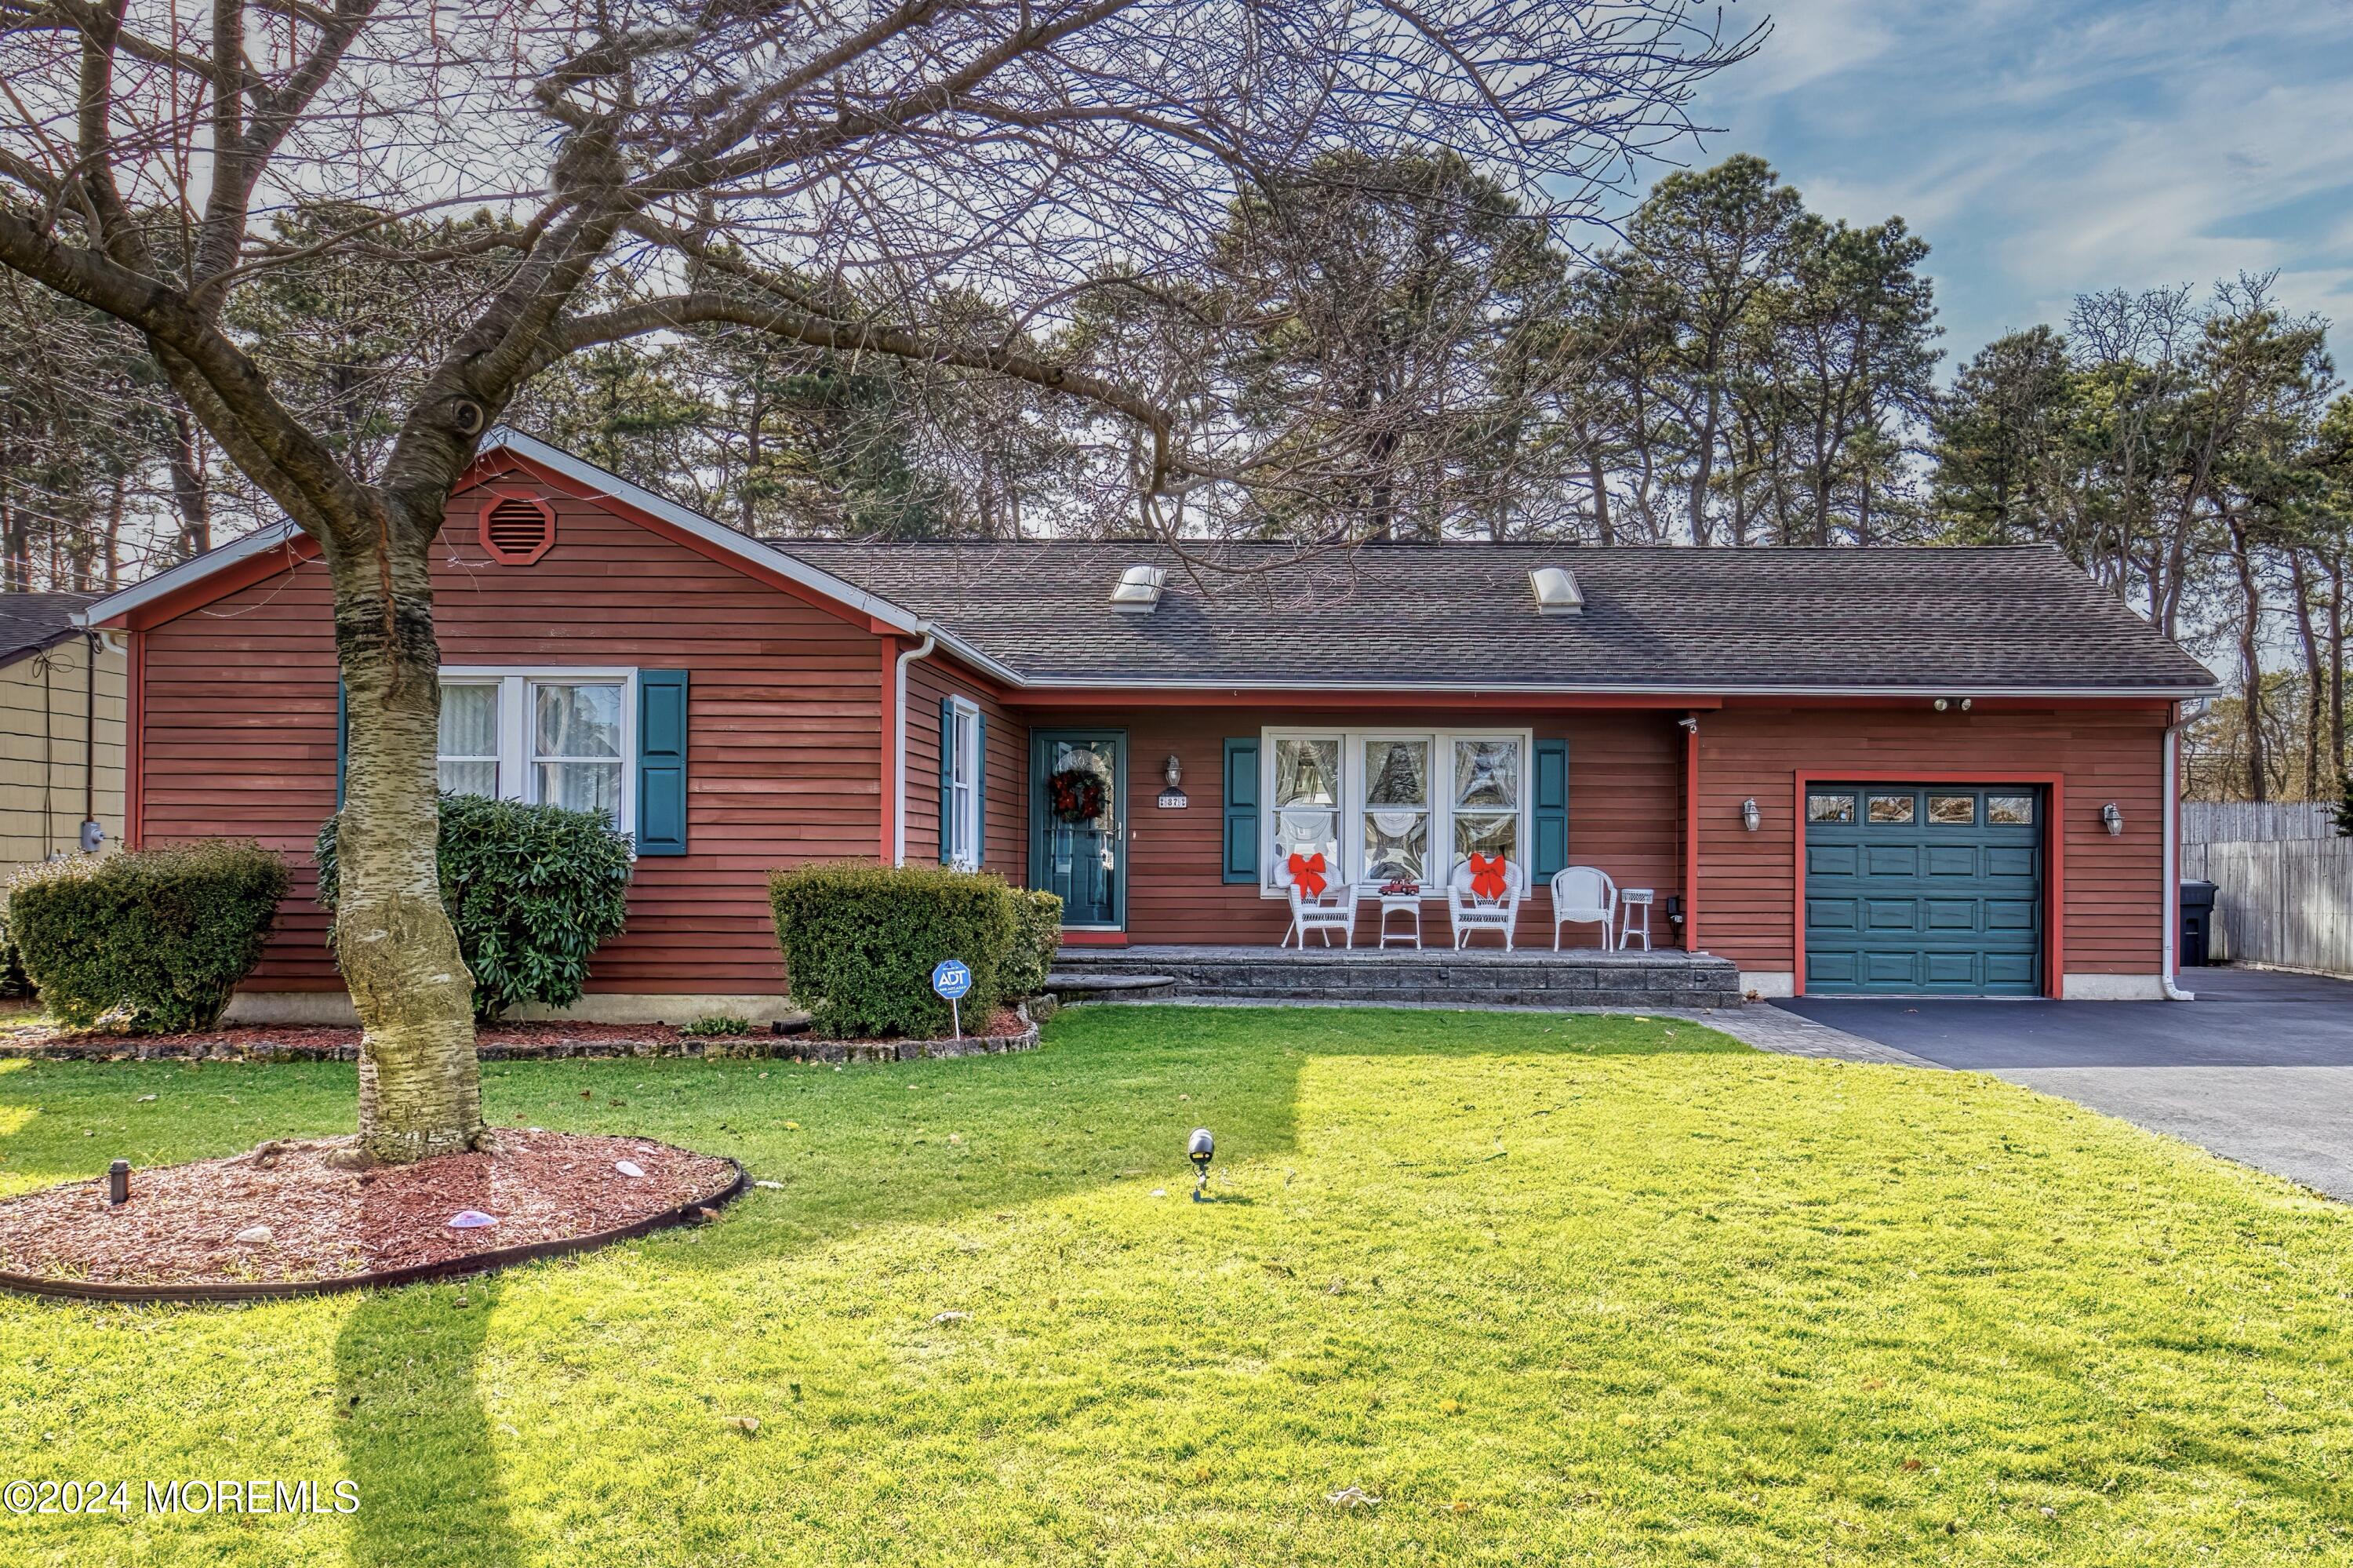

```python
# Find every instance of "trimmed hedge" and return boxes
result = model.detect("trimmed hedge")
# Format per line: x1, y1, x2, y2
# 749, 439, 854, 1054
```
1002, 888, 1064, 998
5, 842, 289, 1032
769, 862, 1018, 1039
316, 793, 632, 1024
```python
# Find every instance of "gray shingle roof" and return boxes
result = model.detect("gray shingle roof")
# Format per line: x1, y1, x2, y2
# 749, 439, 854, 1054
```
775, 540, 2217, 694
0, 592, 97, 667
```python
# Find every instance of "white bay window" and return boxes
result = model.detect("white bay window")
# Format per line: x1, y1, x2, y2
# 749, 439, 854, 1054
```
436, 668, 636, 835
1261, 728, 1529, 893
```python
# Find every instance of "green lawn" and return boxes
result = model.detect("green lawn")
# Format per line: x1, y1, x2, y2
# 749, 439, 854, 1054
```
2, 1006, 2349, 1566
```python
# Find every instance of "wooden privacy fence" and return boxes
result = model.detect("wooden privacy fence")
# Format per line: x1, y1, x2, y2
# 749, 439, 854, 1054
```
2182, 803, 2353, 977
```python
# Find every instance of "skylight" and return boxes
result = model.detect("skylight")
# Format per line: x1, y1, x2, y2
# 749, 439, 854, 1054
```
1529, 566, 1584, 616
1109, 564, 1168, 613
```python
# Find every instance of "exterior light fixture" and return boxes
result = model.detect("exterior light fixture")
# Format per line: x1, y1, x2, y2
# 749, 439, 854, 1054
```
1187, 1127, 1214, 1202
1740, 798, 1761, 832
2101, 802, 2124, 837
107, 1159, 130, 1206
1163, 755, 1182, 789
1934, 698, 1948, 711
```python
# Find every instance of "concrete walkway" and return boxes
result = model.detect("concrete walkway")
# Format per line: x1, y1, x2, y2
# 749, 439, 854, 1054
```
1778, 967, 2353, 1202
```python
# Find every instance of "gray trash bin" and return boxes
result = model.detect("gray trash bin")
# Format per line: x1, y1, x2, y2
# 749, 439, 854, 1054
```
2180, 879, 2218, 966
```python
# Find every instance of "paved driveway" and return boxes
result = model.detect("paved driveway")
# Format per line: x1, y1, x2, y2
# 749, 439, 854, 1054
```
1777, 967, 2353, 1202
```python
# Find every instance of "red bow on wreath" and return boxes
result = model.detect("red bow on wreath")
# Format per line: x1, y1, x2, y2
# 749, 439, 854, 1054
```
1286, 851, 1328, 897
1469, 853, 1508, 900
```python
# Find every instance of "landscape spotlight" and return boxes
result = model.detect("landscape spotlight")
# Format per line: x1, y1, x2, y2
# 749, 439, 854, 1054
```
1187, 1127, 1213, 1203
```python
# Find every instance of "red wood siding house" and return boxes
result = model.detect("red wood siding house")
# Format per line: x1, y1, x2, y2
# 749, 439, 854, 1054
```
82, 431, 2217, 1020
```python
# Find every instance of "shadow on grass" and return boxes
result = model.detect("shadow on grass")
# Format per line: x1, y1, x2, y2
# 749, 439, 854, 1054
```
333, 1277, 523, 1568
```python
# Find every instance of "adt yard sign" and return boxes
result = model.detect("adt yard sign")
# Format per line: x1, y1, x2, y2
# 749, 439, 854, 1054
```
933, 959, 973, 1039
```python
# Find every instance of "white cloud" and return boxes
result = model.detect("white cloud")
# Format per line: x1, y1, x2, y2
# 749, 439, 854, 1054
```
1688, 0, 2353, 351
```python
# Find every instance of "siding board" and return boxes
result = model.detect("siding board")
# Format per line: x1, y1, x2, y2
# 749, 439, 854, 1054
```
138, 488, 887, 995
1698, 704, 2169, 980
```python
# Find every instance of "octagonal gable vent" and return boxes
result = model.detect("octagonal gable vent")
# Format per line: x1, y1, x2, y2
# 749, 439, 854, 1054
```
478, 494, 556, 566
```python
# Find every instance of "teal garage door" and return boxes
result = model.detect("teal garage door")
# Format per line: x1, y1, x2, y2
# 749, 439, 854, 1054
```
1803, 784, 2043, 995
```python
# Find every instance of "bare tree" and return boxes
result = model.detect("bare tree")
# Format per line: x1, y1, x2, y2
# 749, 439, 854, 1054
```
0, 0, 1752, 1160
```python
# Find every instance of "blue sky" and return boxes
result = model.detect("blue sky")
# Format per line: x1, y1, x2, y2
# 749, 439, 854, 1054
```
1675, 0, 2353, 374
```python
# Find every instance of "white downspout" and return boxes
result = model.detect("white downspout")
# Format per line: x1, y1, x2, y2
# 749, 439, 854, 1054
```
2161, 713, 2194, 1001
891, 632, 937, 865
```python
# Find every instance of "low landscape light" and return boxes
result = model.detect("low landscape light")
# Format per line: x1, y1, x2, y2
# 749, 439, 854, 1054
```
107, 1160, 129, 1206
1188, 1127, 1213, 1202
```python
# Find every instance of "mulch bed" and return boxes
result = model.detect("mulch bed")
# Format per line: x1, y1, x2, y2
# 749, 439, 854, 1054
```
0, 1007, 1041, 1064
0, 1130, 738, 1291
0, 1019, 698, 1062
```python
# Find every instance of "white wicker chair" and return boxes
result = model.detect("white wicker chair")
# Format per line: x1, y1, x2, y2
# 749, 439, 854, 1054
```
1547, 865, 1618, 951
1277, 854, 1358, 948
1446, 857, 1525, 950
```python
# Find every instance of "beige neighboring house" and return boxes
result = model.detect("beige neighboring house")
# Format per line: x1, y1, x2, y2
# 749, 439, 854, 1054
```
1, 593, 125, 878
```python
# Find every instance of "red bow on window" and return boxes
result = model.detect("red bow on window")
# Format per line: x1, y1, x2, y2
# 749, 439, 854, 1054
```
1286, 851, 1327, 897
1469, 853, 1508, 900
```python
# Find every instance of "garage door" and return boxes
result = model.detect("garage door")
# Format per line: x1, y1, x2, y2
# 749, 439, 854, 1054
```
1802, 784, 2043, 995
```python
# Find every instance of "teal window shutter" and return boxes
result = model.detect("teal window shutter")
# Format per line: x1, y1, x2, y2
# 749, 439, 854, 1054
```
636, 669, 689, 855
938, 696, 955, 864
973, 712, 988, 871
1533, 738, 1569, 879
335, 680, 348, 809
1222, 737, 1260, 884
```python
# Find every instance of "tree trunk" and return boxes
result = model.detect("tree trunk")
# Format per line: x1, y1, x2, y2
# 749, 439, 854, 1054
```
1580, 419, 1613, 547
327, 500, 482, 1163
104, 472, 125, 590
2226, 511, 2266, 802
165, 400, 213, 558
2289, 549, 2323, 799
2329, 554, 2348, 797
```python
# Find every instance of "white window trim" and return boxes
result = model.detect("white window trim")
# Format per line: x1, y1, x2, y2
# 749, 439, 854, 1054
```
439, 666, 638, 839
945, 695, 983, 871
1258, 726, 1533, 897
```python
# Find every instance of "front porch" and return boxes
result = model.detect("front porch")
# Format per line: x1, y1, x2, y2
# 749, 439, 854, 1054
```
1047, 943, 1740, 1010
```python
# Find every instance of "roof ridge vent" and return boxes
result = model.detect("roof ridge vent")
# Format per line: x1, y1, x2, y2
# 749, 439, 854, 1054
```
1529, 565, 1584, 616
1109, 563, 1168, 613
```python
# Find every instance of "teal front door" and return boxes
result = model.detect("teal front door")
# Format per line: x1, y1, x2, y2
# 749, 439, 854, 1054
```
1031, 730, 1126, 930
1803, 784, 2044, 995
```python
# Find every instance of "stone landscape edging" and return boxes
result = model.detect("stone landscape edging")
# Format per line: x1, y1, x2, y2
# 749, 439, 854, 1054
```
0, 1002, 1046, 1065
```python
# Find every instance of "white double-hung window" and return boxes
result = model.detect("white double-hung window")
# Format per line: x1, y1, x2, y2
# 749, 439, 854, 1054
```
1261, 728, 1527, 893
435, 668, 636, 835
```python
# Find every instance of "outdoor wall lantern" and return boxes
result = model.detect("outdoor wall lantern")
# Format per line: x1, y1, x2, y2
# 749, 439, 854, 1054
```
1740, 797, 1761, 832
2102, 802, 2125, 836
1188, 1127, 1214, 1202
1164, 755, 1183, 789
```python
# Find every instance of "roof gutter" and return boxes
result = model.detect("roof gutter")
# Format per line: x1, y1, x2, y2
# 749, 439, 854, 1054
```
996, 677, 2218, 700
